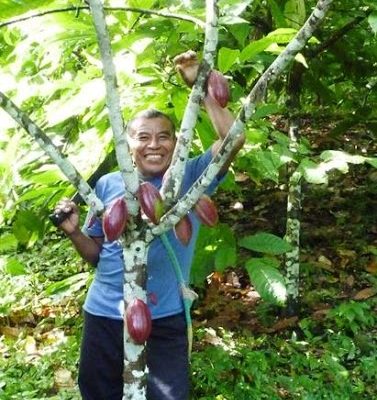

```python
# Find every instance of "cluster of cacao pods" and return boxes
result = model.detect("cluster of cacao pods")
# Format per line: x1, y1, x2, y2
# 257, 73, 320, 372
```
102, 197, 128, 242
101, 185, 218, 245
125, 298, 152, 344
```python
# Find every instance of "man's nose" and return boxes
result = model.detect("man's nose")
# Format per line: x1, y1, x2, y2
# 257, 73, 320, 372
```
148, 135, 160, 148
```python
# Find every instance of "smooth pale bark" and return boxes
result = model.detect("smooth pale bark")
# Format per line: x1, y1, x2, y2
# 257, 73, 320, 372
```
161, 0, 219, 205
284, 124, 302, 315
0, 91, 104, 214
88, 0, 139, 216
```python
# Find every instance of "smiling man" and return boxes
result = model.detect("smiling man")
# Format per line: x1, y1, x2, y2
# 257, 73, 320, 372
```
54, 58, 244, 399
126, 109, 176, 178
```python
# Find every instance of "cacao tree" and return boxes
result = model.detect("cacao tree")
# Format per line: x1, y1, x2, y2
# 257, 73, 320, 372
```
0, 0, 336, 398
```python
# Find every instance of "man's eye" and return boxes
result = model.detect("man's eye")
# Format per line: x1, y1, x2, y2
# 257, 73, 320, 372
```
159, 134, 171, 140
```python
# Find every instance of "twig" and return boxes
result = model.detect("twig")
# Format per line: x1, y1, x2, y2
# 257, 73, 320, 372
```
0, 6, 205, 29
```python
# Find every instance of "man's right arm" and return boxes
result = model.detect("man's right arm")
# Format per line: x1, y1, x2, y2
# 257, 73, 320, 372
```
54, 198, 104, 266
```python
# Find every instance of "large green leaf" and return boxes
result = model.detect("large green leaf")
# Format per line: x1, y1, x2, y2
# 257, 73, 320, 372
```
239, 232, 292, 255
0, 0, 52, 21
245, 257, 287, 305
240, 28, 297, 62
218, 47, 240, 73
284, 0, 306, 29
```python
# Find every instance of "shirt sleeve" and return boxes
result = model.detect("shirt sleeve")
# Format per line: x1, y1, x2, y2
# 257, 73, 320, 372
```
82, 177, 106, 237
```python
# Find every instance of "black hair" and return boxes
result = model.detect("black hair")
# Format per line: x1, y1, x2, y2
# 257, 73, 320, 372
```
126, 108, 176, 136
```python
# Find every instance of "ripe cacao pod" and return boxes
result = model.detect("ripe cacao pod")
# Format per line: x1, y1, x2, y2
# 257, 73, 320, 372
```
194, 195, 219, 227
174, 214, 192, 246
125, 298, 152, 344
207, 70, 230, 108
102, 197, 128, 242
137, 182, 165, 225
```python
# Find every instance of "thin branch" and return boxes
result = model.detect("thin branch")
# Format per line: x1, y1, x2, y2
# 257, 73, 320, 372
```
0, 6, 205, 29
0, 90, 104, 214
309, 8, 372, 58
160, 0, 218, 206
88, 0, 139, 216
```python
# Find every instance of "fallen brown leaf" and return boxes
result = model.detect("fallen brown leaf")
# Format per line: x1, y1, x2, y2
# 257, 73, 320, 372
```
353, 287, 377, 300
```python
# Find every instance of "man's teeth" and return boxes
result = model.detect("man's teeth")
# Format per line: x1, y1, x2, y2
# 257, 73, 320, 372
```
146, 155, 162, 160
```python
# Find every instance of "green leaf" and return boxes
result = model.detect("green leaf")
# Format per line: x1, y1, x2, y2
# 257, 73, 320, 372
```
215, 244, 237, 273
299, 158, 328, 184
245, 257, 287, 305
0, 233, 18, 254
368, 12, 377, 34
240, 28, 297, 62
239, 232, 292, 255
44, 272, 89, 296
227, 24, 250, 48
5, 257, 26, 276
12, 210, 44, 245
252, 103, 280, 119
284, 0, 306, 29
218, 47, 240, 73
0, 0, 51, 21
267, 0, 287, 28
366, 157, 377, 168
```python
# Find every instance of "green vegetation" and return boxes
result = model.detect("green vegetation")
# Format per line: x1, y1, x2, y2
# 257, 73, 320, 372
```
1, 0, 377, 398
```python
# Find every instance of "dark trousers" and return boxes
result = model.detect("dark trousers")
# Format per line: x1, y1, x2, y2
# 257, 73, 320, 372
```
78, 311, 189, 400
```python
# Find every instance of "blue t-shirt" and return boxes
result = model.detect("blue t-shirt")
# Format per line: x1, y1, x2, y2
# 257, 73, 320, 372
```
83, 149, 222, 320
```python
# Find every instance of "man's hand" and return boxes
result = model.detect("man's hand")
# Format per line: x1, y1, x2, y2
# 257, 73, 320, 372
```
173, 50, 199, 87
54, 198, 80, 236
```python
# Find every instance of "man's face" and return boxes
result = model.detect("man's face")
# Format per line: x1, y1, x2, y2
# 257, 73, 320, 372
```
127, 116, 176, 178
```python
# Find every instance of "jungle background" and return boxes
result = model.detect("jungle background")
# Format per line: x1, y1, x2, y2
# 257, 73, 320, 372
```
0, 0, 376, 399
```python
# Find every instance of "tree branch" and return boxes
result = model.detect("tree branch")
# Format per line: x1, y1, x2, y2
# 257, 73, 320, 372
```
0, 6, 205, 29
160, 0, 219, 206
88, 0, 139, 216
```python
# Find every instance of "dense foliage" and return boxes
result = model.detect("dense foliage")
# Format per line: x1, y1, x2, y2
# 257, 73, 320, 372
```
1, 0, 376, 398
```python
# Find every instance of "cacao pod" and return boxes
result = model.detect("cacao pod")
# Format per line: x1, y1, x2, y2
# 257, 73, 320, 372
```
137, 182, 165, 224
125, 298, 152, 344
174, 214, 192, 246
207, 70, 230, 108
194, 195, 218, 227
102, 198, 128, 242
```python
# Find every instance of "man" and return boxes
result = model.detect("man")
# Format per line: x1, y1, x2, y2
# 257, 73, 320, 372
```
55, 57, 244, 399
